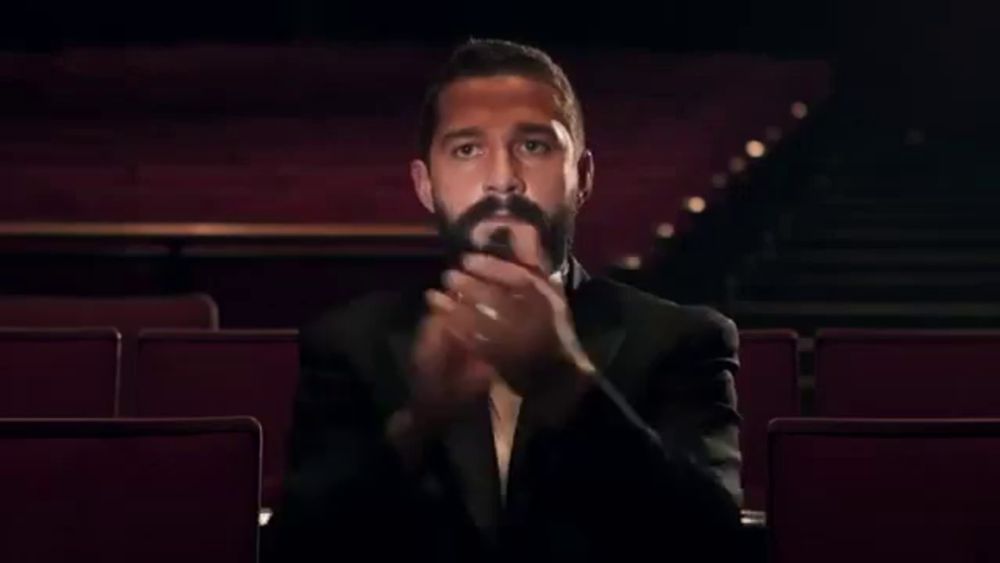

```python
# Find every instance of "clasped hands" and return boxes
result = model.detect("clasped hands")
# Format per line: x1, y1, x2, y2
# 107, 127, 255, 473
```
406, 251, 596, 437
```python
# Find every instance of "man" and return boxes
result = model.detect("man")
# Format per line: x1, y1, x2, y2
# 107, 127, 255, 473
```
266, 39, 743, 562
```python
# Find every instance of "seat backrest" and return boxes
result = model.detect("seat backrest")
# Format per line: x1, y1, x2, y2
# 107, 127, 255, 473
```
769, 418, 1000, 563
815, 329, 1000, 417
134, 329, 298, 507
0, 328, 120, 416
0, 417, 260, 563
0, 294, 220, 412
0, 294, 219, 331
735, 329, 799, 510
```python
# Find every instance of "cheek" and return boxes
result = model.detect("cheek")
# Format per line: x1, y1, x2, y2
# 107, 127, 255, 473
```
431, 161, 487, 214
523, 160, 573, 207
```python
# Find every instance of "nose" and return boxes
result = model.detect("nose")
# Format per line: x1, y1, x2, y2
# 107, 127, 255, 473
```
484, 146, 525, 196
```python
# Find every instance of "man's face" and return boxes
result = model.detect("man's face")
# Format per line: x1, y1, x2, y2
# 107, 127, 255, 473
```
411, 75, 592, 274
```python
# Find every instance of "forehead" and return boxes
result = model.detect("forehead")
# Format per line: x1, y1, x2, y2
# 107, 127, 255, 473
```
435, 75, 565, 134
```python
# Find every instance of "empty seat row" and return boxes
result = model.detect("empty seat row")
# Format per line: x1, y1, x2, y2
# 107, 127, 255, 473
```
137, 329, 299, 505
4, 349, 995, 561
2, 294, 994, 517
815, 328, 1000, 417
0, 327, 297, 507
739, 328, 1000, 421
0, 323, 795, 513
768, 418, 1000, 563
0, 417, 260, 563
0, 46, 830, 268
0, 293, 219, 396
735, 329, 1000, 510
0, 324, 798, 513
4, 351, 993, 561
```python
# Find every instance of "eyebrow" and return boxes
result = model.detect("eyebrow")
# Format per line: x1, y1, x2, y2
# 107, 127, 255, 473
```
438, 127, 484, 145
436, 122, 562, 146
513, 122, 559, 138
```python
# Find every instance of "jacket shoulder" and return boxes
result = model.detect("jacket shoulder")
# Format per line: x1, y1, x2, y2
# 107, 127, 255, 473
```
594, 278, 739, 358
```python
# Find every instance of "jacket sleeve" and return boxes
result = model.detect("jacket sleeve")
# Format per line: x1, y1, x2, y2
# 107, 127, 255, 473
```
648, 310, 743, 505
262, 316, 473, 562
517, 310, 743, 562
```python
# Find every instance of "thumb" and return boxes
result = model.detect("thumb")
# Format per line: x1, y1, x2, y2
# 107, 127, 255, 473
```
508, 224, 550, 274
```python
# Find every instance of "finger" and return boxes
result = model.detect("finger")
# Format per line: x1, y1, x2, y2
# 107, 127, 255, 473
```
413, 315, 450, 378
442, 269, 504, 310
438, 300, 482, 347
507, 224, 547, 272
463, 253, 568, 307
421, 291, 476, 361
425, 288, 459, 316
461, 253, 547, 293
439, 300, 503, 358
440, 328, 475, 386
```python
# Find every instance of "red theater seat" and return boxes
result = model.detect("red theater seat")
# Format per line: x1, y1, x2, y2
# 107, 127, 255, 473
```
0, 328, 120, 416
736, 329, 799, 511
769, 418, 1000, 563
0, 294, 219, 412
0, 417, 260, 563
0, 46, 830, 267
0, 294, 218, 332
815, 329, 1000, 417
134, 330, 299, 507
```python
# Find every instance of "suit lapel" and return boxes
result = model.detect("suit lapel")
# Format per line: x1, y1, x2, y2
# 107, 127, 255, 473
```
506, 276, 627, 504
386, 303, 502, 538
440, 399, 501, 538
384, 269, 628, 537
564, 262, 628, 377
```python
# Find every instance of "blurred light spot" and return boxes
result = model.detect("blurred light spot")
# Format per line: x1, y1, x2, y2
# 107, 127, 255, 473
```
618, 254, 643, 270
710, 172, 728, 189
259, 508, 273, 527
745, 140, 766, 158
765, 126, 783, 142
728, 156, 747, 174
655, 222, 676, 239
741, 510, 767, 527
791, 101, 808, 119
685, 196, 707, 214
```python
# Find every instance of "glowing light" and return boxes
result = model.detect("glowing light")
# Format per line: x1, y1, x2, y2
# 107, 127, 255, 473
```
745, 140, 766, 158
655, 222, 676, 239
791, 101, 808, 119
765, 126, 782, 142
259, 508, 274, 527
685, 196, 707, 214
710, 172, 728, 189
618, 254, 643, 270
728, 156, 747, 174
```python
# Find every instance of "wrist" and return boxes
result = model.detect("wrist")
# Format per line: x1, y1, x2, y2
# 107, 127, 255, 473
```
528, 347, 596, 428
385, 407, 435, 469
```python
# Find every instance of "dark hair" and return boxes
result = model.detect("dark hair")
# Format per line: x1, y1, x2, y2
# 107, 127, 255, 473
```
417, 38, 585, 163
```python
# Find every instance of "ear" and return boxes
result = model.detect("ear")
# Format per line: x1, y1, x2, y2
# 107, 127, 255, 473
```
574, 149, 594, 209
410, 159, 435, 214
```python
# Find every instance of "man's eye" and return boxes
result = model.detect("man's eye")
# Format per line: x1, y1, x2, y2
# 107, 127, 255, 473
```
520, 140, 551, 155
453, 144, 482, 158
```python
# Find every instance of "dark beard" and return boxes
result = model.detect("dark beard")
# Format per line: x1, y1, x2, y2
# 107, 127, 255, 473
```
434, 194, 575, 271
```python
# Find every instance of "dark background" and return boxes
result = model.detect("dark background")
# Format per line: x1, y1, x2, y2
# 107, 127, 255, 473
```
2, 0, 998, 331
2, 1, 838, 53
4, 0, 998, 128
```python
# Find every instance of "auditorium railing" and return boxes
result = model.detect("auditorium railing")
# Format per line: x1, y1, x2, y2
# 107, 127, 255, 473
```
0, 222, 443, 326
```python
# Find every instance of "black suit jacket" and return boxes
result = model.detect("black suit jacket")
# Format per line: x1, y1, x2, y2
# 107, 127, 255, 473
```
265, 271, 743, 562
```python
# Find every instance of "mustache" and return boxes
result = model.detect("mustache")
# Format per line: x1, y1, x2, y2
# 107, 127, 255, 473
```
451, 195, 550, 242
435, 193, 572, 269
